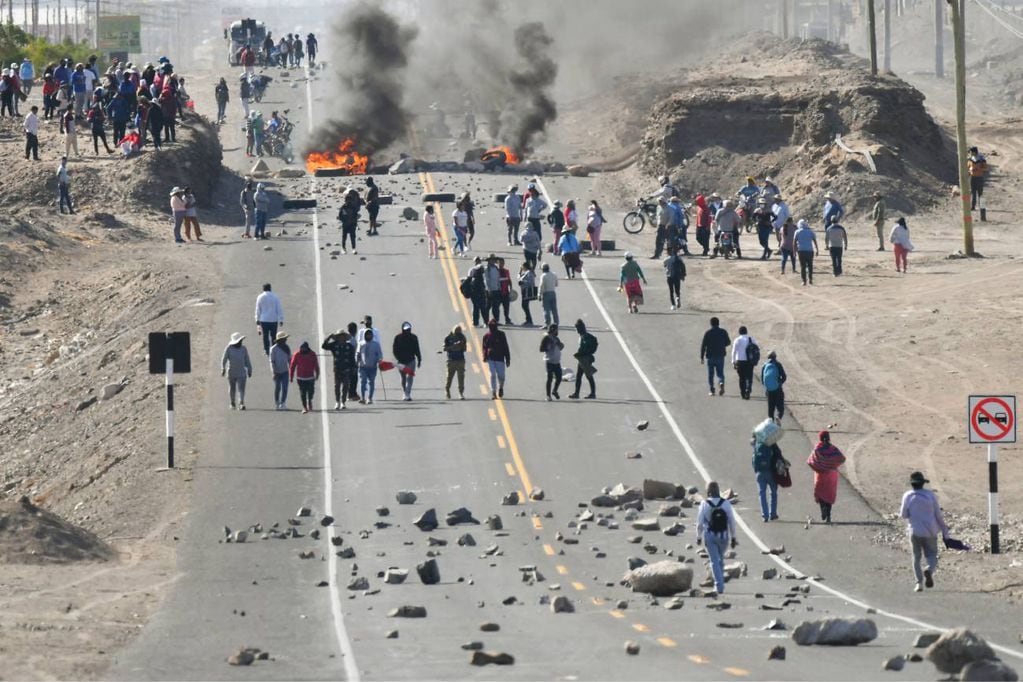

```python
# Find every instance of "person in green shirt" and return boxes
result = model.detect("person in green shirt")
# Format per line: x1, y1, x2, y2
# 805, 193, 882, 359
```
569, 319, 598, 400
618, 252, 648, 314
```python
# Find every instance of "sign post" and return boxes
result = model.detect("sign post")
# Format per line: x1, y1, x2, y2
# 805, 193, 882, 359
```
149, 332, 191, 469
968, 395, 1016, 554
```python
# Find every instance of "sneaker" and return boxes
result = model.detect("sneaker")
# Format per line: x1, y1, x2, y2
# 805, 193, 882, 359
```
403, 396, 411, 401
229, 403, 236, 409
459, 393, 465, 400
924, 569, 933, 588
552, 391, 560, 400
498, 387, 504, 398
914, 582, 923, 592
568, 393, 579, 399
340, 403, 347, 410
670, 305, 676, 310
708, 390, 715, 396
546, 395, 552, 402
585, 393, 596, 399
302, 408, 308, 414
718, 384, 725, 396
359, 399, 366, 404
239, 403, 246, 410
770, 514, 779, 520
334, 401, 341, 410
491, 391, 497, 400
367, 398, 373, 405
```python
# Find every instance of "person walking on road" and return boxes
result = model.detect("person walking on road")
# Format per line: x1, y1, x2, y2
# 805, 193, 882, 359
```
807, 430, 845, 524
731, 325, 758, 400
520, 220, 541, 270
482, 318, 510, 399
443, 324, 467, 400
467, 257, 488, 327
700, 316, 731, 396
777, 216, 796, 274
559, 226, 581, 279
540, 324, 564, 401
322, 330, 356, 410
889, 217, 913, 274
346, 321, 361, 403
289, 341, 320, 414
548, 199, 566, 255
484, 254, 502, 322
23, 105, 40, 161
518, 262, 537, 326
752, 428, 779, 522
239, 180, 255, 238
170, 186, 187, 243
253, 182, 270, 240
254, 283, 284, 356
392, 321, 422, 401
539, 262, 559, 326
56, 156, 74, 214
824, 215, 847, 276
365, 176, 380, 235
214, 76, 229, 123
357, 315, 381, 346
900, 471, 950, 592
822, 191, 844, 230
523, 184, 547, 239
663, 246, 686, 310
761, 351, 787, 422
967, 146, 988, 212
497, 258, 513, 325
452, 199, 469, 256
569, 319, 598, 400
357, 329, 383, 405
338, 188, 361, 253
270, 331, 291, 410
423, 204, 438, 259
794, 219, 819, 286
619, 252, 647, 314
871, 192, 886, 251
221, 332, 253, 410
696, 481, 738, 594
460, 192, 477, 248
504, 184, 522, 246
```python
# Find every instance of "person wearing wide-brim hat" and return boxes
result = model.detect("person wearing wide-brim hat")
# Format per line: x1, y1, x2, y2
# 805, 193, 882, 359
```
221, 332, 253, 410
321, 328, 356, 410
899, 471, 951, 592
270, 331, 291, 410
169, 186, 187, 243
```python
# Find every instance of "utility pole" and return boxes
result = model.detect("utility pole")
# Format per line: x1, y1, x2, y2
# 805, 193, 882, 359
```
948, 0, 973, 254
782, 0, 789, 39
935, 0, 945, 77
867, 0, 878, 75
95, 0, 100, 49
883, 0, 892, 72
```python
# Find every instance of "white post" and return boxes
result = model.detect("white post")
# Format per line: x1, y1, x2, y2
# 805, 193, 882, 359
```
988, 443, 999, 553
166, 357, 175, 469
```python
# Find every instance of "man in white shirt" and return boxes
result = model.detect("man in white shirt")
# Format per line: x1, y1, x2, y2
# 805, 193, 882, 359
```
254, 283, 284, 356
538, 262, 559, 326
56, 156, 74, 214
24, 105, 39, 161
730, 325, 758, 400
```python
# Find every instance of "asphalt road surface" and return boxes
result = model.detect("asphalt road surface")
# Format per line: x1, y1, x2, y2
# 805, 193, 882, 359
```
111, 67, 1023, 681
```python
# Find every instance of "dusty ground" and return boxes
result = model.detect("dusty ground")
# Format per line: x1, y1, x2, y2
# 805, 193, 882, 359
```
0, 80, 230, 678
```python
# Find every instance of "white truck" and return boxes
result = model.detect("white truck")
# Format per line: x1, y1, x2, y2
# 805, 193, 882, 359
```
227, 18, 267, 66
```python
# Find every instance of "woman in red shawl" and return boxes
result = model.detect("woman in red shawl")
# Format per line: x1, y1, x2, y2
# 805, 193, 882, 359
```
695, 194, 712, 256
807, 430, 845, 524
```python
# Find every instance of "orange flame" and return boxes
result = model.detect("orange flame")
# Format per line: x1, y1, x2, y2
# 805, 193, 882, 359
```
305, 138, 370, 175
481, 145, 520, 165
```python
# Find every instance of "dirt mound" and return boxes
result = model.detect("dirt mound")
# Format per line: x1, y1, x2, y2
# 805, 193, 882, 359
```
0, 111, 223, 214
640, 36, 955, 217
0, 496, 113, 564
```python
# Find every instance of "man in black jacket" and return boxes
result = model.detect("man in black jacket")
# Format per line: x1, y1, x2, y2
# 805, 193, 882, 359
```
322, 330, 356, 410
700, 316, 731, 397
392, 321, 422, 401
568, 319, 598, 400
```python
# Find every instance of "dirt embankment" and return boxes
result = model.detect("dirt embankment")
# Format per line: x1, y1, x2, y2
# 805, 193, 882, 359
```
0, 109, 226, 679
638, 37, 954, 218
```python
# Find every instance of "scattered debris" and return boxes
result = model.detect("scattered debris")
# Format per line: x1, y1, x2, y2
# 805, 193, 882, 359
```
623, 560, 693, 595
502, 492, 520, 506
625, 641, 641, 655
883, 656, 905, 672
469, 651, 514, 666
395, 490, 417, 505
793, 618, 878, 646
551, 596, 574, 613
768, 646, 786, 661
384, 568, 408, 584
926, 628, 997, 675
413, 508, 439, 531
388, 605, 427, 618
416, 559, 441, 585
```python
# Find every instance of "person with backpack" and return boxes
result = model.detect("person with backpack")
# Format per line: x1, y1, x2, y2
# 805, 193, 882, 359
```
752, 423, 781, 522
443, 324, 467, 400
696, 481, 737, 594
761, 351, 787, 422
730, 326, 759, 400
569, 319, 598, 399
807, 430, 846, 524
662, 245, 686, 310
465, 257, 488, 327
539, 324, 564, 401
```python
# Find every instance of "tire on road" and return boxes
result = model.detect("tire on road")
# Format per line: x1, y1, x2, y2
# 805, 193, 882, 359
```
422, 192, 456, 203
282, 199, 317, 209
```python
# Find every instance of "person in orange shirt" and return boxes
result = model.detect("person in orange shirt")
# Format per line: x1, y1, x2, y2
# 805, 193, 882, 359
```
967, 146, 988, 211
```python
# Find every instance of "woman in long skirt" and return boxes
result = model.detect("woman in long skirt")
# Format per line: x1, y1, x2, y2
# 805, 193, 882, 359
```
807, 430, 845, 523
618, 252, 648, 314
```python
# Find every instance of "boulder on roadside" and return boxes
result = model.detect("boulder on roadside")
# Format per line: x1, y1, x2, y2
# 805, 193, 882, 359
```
609, 483, 643, 505
551, 595, 574, 613
416, 558, 441, 585
470, 651, 514, 666
384, 568, 409, 584
623, 560, 693, 596
413, 508, 439, 531
445, 507, 479, 525
768, 646, 786, 660
624, 640, 640, 655
567, 164, 591, 178
643, 479, 680, 500
100, 382, 125, 401
389, 157, 416, 174
401, 207, 419, 221
395, 490, 417, 505
793, 618, 878, 646
927, 628, 997, 674
388, 605, 427, 618
883, 655, 905, 671
958, 659, 1018, 681
485, 515, 503, 530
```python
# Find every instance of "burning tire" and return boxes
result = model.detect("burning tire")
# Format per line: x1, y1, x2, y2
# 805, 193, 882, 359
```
422, 192, 456, 203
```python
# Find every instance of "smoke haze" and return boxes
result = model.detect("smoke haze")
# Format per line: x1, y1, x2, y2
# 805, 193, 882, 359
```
501, 23, 559, 151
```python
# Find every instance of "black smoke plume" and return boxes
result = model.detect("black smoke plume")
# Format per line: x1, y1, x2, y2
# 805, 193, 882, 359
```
305, 3, 417, 157
500, 22, 559, 152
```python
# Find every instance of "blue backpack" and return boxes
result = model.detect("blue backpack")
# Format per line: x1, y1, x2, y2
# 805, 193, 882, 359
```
762, 361, 781, 391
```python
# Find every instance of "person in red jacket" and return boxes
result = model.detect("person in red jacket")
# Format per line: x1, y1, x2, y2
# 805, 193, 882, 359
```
694, 194, 713, 256
289, 341, 320, 413
481, 318, 510, 400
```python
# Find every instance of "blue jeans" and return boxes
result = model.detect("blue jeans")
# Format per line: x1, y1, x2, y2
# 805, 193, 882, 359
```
273, 371, 289, 406
542, 291, 558, 326
255, 210, 267, 238
756, 470, 778, 520
488, 359, 506, 393
360, 366, 377, 400
780, 248, 794, 272
173, 210, 186, 241
706, 356, 724, 391
705, 532, 729, 593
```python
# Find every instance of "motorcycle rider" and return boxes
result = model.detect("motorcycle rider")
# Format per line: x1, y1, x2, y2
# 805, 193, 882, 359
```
752, 197, 775, 260
736, 176, 760, 230
668, 196, 690, 256
648, 174, 679, 202
761, 176, 781, 199
712, 200, 742, 259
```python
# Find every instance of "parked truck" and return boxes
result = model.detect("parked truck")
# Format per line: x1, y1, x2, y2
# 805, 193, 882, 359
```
227, 18, 267, 66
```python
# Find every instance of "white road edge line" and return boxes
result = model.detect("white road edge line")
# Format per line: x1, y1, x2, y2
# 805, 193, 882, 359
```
306, 72, 361, 681
532, 177, 1023, 660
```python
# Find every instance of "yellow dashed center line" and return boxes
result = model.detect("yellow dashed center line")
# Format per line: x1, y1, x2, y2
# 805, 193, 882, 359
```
496, 435, 507, 449
531, 516, 543, 530
472, 362, 481, 374
723, 668, 750, 677
632, 623, 650, 633
571, 581, 587, 591
478, 384, 489, 396
688, 655, 710, 665
504, 462, 516, 477
555, 565, 569, 575
657, 637, 678, 648
591, 597, 605, 606
487, 408, 497, 421
609, 610, 626, 619
543, 544, 555, 556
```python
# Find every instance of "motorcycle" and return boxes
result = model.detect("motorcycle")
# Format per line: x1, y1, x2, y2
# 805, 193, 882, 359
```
250, 74, 273, 103
713, 230, 735, 259
264, 111, 295, 163
737, 194, 758, 233
622, 198, 659, 234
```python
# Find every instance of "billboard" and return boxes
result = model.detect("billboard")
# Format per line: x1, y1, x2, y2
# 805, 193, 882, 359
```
98, 15, 141, 52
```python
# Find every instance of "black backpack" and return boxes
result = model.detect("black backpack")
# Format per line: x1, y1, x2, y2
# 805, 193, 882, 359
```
459, 276, 473, 299
747, 340, 761, 366
708, 499, 729, 534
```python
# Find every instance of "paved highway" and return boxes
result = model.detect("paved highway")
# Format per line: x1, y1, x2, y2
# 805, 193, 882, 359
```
111, 67, 1023, 681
